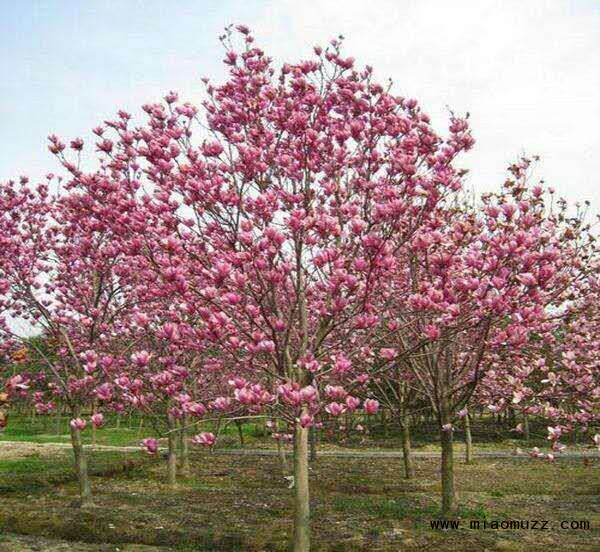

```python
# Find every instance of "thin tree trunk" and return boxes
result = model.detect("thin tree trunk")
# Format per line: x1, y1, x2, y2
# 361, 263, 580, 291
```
440, 393, 457, 518
440, 427, 456, 518
137, 416, 144, 437
69, 418, 92, 507
235, 420, 245, 448
523, 413, 530, 441
401, 418, 414, 479
116, 414, 121, 429
309, 425, 317, 462
179, 416, 190, 475
277, 436, 289, 475
464, 414, 473, 464
91, 402, 97, 447
167, 417, 178, 486
292, 420, 310, 551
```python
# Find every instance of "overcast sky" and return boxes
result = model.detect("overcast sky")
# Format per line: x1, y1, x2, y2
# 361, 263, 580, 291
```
2, 0, 599, 207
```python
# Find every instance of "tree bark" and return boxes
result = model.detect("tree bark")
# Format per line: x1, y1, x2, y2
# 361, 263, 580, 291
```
309, 425, 317, 462
178, 416, 190, 475
91, 402, 97, 447
292, 420, 310, 551
440, 426, 456, 518
381, 409, 388, 437
277, 436, 289, 475
523, 413, 530, 441
464, 414, 473, 464
401, 418, 414, 479
69, 420, 92, 507
440, 426, 456, 517
235, 419, 245, 448
167, 418, 178, 486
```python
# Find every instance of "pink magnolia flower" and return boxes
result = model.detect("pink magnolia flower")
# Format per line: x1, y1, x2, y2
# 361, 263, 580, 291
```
325, 402, 346, 417
517, 273, 537, 287
441, 423, 454, 432
299, 413, 313, 428
547, 426, 562, 441
193, 432, 216, 447
185, 402, 207, 417
457, 408, 468, 419
300, 386, 317, 403
424, 324, 441, 341
345, 396, 361, 411
131, 350, 151, 367
363, 399, 379, 415
334, 354, 352, 373
70, 418, 87, 431
90, 413, 104, 428
325, 385, 347, 400
141, 438, 158, 455
212, 397, 231, 411
380, 348, 397, 360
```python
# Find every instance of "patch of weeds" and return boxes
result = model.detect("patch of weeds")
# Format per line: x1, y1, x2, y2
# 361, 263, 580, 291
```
333, 496, 425, 519
458, 504, 489, 520
489, 490, 505, 498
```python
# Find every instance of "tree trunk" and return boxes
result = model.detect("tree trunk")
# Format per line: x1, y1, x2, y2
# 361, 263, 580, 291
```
523, 413, 530, 441
440, 427, 456, 518
167, 418, 178, 486
235, 420, 245, 448
464, 414, 473, 464
277, 435, 289, 475
309, 425, 317, 462
91, 402, 97, 447
116, 414, 121, 429
292, 420, 310, 551
69, 420, 92, 507
178, 416, 190, 475
401, 418, 414, 479
137, 416, 144, 437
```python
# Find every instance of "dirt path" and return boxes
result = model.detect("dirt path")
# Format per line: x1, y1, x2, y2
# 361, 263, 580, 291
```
2, 439, 598, 460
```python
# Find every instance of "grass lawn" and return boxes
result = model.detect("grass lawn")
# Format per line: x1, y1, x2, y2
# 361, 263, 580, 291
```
0, 444, 598, 550
2, 413, 585, 454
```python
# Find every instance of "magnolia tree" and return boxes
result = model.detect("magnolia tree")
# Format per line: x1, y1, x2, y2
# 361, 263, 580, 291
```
0, 172, 143, 506
5, 23, 597, 546
480, 275, 599, 455
374, 159, 597, 516
61, 26, 474, 548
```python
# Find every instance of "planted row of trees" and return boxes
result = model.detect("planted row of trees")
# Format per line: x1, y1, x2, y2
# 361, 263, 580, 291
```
1, 26, 598, 551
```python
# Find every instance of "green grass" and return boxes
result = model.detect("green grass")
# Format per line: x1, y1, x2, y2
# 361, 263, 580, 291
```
0, 450, 598, 551
0, 450, 148, 494
0, 413, 269, 448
